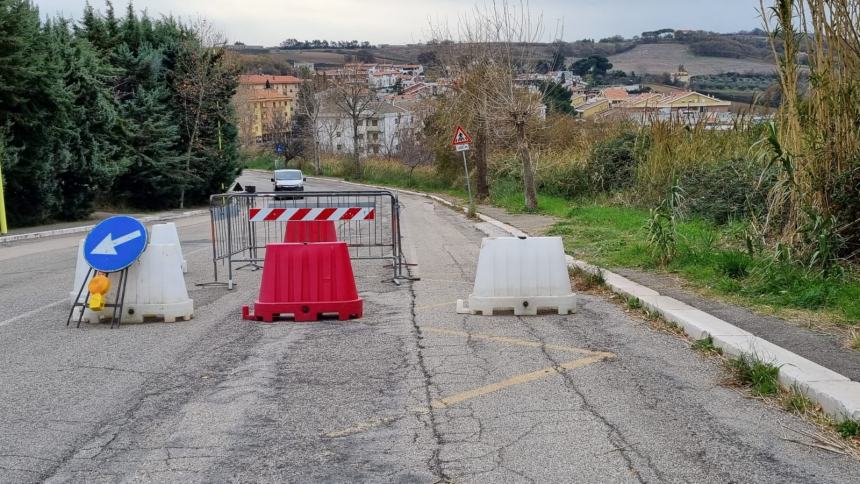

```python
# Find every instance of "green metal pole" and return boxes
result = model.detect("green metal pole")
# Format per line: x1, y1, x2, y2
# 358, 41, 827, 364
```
0, 154, 7, 234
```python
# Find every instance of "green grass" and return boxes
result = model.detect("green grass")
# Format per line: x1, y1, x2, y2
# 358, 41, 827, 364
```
727, 354, 781, 396
547, 203, 860, 324
835, 419, 860, 438
240, 150, 282, 171
692, 336, 723, 355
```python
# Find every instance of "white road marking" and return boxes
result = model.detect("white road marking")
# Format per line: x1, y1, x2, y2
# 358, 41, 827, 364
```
0, 299, 66, 327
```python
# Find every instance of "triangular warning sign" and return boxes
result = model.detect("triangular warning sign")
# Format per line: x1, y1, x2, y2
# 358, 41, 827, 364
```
451, 126, 473, 145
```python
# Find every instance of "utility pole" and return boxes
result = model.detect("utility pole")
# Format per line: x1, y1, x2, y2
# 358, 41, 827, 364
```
0, 157, 6, 234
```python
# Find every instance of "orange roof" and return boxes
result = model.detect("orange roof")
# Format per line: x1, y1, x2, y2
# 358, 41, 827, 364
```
239, 74, 303, 85
601, 87, 629, 101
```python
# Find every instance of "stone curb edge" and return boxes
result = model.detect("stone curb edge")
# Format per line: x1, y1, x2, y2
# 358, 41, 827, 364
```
328, 176, 860, 422
0, 209, 209, 245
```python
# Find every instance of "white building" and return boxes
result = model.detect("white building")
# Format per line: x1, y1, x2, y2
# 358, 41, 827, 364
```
316, 100, 415, 157
368, 71, 400, 90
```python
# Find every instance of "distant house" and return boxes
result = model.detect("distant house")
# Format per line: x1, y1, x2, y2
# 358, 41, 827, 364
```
600, 87, 630, 106
570, 93, 588, 108
575, 98, 611, 119
316, 100, 414, 157
607, 91, 733, 126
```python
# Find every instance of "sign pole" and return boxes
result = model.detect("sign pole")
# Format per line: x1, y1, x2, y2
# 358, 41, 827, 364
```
461, 150, 473, 210
451, 126, 475, 216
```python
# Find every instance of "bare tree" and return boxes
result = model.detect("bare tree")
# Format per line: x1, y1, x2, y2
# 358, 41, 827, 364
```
432, 0, 557, 211
175, 19, 231, 208
328, 64, 378, 178
296, 80, 322, 174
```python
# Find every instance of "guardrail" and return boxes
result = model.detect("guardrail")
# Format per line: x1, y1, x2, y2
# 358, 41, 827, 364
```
204, 190, 407, 289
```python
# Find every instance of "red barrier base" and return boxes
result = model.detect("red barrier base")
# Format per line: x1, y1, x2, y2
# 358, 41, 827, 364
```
242, 300, 362, 322
242, 242, 362, 323
283, 221, 337, 243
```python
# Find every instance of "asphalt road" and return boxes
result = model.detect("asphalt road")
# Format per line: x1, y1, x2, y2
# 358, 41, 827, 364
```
1, 173, 859, 483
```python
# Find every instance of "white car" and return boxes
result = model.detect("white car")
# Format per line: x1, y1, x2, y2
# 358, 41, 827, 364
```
271, 169, 305, 193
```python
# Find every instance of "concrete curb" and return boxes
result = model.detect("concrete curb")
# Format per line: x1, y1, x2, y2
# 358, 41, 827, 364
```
0, 209, 209, 245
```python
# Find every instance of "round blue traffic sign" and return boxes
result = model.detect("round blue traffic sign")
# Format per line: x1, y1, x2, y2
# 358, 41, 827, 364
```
83, 216, 148, 273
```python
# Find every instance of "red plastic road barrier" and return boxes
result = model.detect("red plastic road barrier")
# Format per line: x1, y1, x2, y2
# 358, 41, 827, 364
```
283, 221, 337, 243
242, 242, 363, 322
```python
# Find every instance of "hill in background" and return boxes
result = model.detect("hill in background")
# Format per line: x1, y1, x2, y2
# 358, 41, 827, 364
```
608, 43, 775, 76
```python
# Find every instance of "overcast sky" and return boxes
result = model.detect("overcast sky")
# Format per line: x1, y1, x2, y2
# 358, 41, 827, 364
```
34, 0, 765, 46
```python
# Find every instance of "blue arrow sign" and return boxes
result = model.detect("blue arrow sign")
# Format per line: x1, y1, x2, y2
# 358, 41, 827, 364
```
83, 216, 148, 273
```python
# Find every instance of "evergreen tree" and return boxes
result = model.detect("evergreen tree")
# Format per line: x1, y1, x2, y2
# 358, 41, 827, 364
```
114, 85, 183, 208
0, 0, 63, 225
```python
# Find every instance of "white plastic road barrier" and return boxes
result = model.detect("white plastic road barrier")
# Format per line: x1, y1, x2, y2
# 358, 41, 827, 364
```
73, 243, 193, 324
150, 222, 187, 273
457, 236, 577, 316
69, 239, 92, 305
121, 243, 193, 323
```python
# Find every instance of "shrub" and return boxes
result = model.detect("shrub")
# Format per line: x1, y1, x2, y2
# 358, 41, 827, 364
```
589, 132, 641, 192
678, 158, 772, 224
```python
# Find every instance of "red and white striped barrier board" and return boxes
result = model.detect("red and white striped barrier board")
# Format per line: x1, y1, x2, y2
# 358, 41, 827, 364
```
249, 207, 375, 222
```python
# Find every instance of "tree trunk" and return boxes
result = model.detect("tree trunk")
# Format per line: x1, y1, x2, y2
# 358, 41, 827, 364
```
352, 117, 361, 179
179, 87, 205, 209
516, 121, 537, 212
475, 94, 490, 199
314, 140, 321, 175
475, 118, 490, 200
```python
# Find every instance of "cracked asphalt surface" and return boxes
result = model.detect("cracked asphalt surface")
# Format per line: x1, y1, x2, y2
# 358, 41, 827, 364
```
1, 174, 859, 483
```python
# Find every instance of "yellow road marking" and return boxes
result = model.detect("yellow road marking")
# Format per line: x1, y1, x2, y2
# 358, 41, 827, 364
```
422, 327, 603, 356
430, 354, 612, 409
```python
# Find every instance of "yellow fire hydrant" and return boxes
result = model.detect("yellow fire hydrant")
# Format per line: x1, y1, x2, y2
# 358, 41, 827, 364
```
87, 273, 111, 311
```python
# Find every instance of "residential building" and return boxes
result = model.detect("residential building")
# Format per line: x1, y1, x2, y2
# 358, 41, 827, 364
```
600, 87, 630, 106
575, 98, 611, 118
316, 100, 414, 157
570, 93, 588, 108
369, 70, 400, 90
599, 90, 733, 127
234, 75, 304, 145
235, 89, 295, 143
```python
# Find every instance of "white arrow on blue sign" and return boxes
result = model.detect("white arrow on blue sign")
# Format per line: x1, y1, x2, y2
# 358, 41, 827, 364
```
83, 215, 148, 272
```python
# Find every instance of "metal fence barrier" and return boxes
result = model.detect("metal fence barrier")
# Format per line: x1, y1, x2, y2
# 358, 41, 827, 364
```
204, 190, 407, 289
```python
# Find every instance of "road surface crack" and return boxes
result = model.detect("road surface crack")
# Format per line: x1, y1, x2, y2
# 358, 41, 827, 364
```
406, 267, 452, 483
